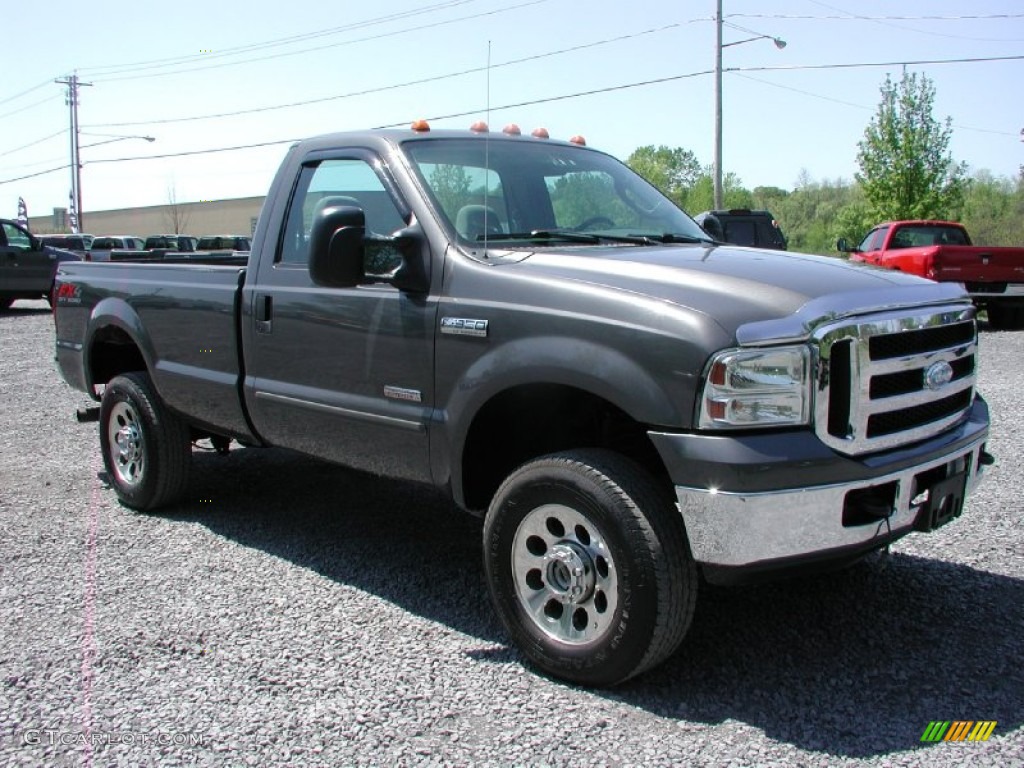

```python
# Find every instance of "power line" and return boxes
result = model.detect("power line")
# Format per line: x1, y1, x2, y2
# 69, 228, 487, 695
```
88, 0, 546, 84
0, 79, 56, 108
0, 130, 65, 159
729, 13, 1024, 21
4, 53, 1022, 187
802, 0, 1024, 42
83, 22, 693, 129
0, 94, 60, 122
85, 139, 298, 166
0, 164, 71, 184
79, 0, 484, 77
726, 53, 1024, 74
733, 73, 1020, 138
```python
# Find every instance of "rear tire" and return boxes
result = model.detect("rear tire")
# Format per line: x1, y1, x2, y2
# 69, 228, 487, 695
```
483, 449, 697, 686
99, 372, 191, 510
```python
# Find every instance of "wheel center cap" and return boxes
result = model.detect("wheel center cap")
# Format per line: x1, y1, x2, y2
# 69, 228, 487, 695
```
543, 543, 594, 604
116, 425, 141, 463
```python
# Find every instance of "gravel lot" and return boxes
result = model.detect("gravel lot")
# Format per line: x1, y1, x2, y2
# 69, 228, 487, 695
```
1, 298, 1021, 767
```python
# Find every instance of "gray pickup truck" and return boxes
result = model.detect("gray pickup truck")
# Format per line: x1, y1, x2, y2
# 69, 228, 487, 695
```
53, 124, 992, 686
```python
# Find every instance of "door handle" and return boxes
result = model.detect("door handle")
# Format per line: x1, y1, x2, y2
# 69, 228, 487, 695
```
255, 294, 272, 334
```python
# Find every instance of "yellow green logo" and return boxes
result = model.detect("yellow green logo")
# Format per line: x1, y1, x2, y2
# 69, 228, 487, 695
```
921, 721, 997, 742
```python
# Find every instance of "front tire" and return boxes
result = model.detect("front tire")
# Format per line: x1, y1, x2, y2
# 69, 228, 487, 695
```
483, 449, 697, 686
99, 372, 191, 510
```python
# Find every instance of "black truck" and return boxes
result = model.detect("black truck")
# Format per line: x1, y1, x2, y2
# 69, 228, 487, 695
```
53, 123, 991, 686
1, 219, 80, 308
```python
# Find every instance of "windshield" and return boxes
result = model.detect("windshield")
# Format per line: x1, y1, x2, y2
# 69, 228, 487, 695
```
403, 138, 709, 246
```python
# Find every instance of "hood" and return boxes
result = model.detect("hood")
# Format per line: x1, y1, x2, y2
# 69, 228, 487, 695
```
505, 242, 971, 343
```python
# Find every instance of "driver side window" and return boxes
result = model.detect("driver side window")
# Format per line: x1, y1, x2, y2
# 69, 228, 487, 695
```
278, 158, 407, 273
859, 226, 888, 252
2, 223, 31, 252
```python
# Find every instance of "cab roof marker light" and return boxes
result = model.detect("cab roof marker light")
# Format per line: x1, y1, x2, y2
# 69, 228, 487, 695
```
569, 135, 586, 146
470, 121, 489, 133
531, 127, 550, 139
410, 119, 430, 132
503, 124, 522, 136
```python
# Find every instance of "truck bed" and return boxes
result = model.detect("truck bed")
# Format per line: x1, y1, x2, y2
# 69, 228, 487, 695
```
53, 260, 253, 439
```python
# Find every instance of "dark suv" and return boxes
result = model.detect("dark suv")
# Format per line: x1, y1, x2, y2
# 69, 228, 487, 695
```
144, 235, 198, 252
694, 209, 787, 250
196, 235, 252, 251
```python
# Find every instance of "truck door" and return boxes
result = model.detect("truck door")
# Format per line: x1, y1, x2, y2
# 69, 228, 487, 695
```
244, 152, 436, 484
856, 225, 889, 264
0, 222, 52, 294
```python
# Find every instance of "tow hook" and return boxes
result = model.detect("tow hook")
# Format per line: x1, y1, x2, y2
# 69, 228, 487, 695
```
979, 451, 996, 467
75, 406, 100, 423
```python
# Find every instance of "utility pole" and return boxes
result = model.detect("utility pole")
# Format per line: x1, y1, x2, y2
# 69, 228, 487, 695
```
713, 2, 785, 211
55, 73, 92, 231
713, 0, 724, 210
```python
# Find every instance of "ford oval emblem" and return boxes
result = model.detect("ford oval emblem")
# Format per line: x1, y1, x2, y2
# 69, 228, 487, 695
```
924, 361, 954, 390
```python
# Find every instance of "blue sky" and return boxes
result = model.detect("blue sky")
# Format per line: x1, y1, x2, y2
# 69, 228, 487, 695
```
2, 0, 1022, 224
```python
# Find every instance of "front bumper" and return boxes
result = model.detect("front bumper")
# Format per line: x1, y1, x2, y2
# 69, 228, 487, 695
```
649, 397, 990, 583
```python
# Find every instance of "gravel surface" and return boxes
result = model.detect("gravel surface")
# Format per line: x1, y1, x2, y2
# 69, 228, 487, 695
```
1, 298, 1021, 767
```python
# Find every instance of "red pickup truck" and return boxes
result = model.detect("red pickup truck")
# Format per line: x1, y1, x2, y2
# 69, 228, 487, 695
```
838, 220, 1024, 330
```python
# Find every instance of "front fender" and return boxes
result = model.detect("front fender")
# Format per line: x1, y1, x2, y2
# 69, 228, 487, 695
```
432, 335, 697, 505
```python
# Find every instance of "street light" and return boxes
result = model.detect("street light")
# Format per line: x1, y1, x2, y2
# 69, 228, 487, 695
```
80, 132, 157, 150
713, 0, 786, 210
74, 133, 156, 230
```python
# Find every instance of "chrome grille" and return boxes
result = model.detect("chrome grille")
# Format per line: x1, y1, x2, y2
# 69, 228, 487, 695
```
814, 305, 977, 455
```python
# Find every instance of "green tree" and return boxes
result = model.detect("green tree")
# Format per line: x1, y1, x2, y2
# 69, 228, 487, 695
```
686, 171, 751, 213
752, 186, 790, 213
961, 169, 1024, 246
626, 145, 702, 208
428, 164, 473, 221
856, 71, 968, 221
769, 174, 866, 255
549, 172, 629, 227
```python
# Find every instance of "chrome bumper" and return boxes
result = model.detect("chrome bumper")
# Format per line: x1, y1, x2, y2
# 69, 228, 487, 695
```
675, 435, 989, 569
968, 283, 1024, 298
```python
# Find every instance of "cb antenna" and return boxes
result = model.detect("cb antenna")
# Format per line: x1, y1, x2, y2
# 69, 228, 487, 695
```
483, 40, 492, 255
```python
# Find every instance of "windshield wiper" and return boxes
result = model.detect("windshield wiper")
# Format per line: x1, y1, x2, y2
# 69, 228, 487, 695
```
483, 230, 654, 245
485, 230, 600, 243
631, 232, 715, 245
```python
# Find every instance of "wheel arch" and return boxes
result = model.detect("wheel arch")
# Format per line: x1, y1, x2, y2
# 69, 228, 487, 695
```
441, 338, 687, 511
84, 298, 157, 396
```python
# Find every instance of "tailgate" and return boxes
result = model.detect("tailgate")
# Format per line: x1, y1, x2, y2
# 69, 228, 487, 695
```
932, 245, 1024, 285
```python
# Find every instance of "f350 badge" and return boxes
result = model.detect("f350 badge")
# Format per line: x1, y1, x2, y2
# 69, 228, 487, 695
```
441, 317, 489, 338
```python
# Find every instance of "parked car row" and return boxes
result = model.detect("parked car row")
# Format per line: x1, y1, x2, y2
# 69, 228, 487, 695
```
35, 233, 252, 261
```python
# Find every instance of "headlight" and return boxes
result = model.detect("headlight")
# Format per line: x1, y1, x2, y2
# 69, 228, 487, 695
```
698, 346, 811, 429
